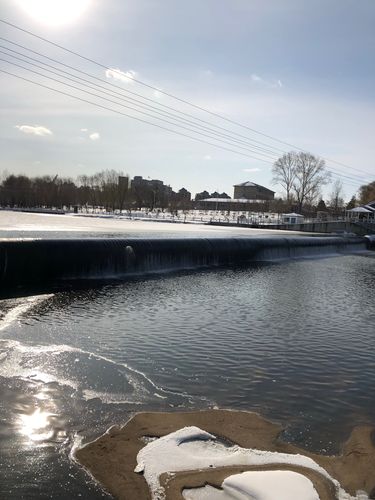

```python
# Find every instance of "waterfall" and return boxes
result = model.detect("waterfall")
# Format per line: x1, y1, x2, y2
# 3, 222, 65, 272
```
0, 235, 369, 294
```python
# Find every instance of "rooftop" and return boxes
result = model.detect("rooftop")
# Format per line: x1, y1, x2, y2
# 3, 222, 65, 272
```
233, 181, 275, 193
200, 198, 269, 203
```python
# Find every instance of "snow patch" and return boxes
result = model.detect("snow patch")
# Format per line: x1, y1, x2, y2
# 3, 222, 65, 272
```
183, 470, 319, 500
135, 426, 368, 500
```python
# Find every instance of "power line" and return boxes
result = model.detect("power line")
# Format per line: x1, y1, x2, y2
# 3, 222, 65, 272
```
0, 54, 368, 191
0, 43, 370, 187
0, 18, 372, 180
0, 64, 366, 189
0, 68, 282, 165
0, 45, 283, 159
0, 57, 280, 163
0, 37, 288, 158
0, 23, 370, 191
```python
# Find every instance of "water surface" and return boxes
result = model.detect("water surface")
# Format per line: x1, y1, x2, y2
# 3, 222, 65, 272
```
0, 213, 374, 498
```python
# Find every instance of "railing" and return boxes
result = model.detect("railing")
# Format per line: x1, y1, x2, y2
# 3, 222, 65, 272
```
4, 206, 373, 231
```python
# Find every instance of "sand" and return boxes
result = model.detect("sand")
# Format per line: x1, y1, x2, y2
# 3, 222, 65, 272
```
74, 410, 375, 499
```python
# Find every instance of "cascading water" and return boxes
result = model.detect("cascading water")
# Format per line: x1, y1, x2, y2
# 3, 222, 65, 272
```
0, 235, 370, 295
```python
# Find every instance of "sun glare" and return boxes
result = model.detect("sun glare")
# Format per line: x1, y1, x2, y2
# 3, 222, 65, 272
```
16, 0, 91, 27
19, 408, 55, 442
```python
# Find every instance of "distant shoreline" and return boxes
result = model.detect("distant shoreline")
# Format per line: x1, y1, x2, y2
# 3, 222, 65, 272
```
0, 207, 66, 215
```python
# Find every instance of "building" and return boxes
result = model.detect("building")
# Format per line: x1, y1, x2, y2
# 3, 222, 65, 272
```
281, 213, 304, 224
131, 176, 173, 197
195, 181, 275, 211
130, 176, 173, 209
233, 181, 275, 201
176, 188, 191, 203
346, 200, 375, 221
195, 197, 272, 212
118, 176, 130, 190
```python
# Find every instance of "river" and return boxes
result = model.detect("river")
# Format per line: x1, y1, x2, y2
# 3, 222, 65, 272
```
0, 212, 374, 498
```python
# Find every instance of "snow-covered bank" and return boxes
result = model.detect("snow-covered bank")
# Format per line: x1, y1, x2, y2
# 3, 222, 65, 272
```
74, 410, 375, 500
136, 426, 366, 500
183, 470, 320, 500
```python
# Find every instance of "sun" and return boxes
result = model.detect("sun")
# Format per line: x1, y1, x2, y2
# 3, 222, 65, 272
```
16, 0, 91, 27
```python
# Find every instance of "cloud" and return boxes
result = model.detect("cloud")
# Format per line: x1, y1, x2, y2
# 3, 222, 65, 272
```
250, 74, 283, 89
251, 74, 262, 82
243, 168, 261, 173
204, 155, 212, 160
15, 125, 53, 136
80, 129, 100, 141
105, 68, 138, 84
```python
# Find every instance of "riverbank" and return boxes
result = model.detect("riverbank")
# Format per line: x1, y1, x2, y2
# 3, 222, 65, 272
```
75, 410, 375, 500
0, 209, 309, 236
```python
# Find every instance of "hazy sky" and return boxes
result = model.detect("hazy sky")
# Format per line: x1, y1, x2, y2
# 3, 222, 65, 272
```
0, 0, 374, 199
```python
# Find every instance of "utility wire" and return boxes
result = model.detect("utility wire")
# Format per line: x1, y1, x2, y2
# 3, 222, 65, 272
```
0, 61, 366, 188
0, 50, 368, 188
0, 44, 369, 186
0, 37, 288, 157
0, 18, 371, 179
0, 45, 283, 159
0, 69, 360, 188
0, 57, 280, 163
0, 68, 282, 164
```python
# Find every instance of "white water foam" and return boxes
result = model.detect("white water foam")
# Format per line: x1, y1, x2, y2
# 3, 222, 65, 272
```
0, 294, 53, 332
0, 335, 207, 407
0, 291, 207, 406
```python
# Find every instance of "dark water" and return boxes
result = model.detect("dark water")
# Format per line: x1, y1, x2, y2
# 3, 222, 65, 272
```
0, 252, 374, 498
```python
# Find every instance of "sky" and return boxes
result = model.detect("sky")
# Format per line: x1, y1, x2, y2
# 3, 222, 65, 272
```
0, 0, 374, 200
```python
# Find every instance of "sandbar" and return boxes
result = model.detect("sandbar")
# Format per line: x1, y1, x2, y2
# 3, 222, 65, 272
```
74, 409, 375, 499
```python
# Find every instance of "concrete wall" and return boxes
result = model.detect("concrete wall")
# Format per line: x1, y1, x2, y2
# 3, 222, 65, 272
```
272, 221, 372, 236
209, 220, 375, 236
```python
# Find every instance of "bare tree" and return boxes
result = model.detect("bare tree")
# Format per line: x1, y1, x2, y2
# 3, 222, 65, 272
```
293, 152, 330, 212
328, 179, 345, 213
273, 151, 330, 212
272, 151, 297, 202
305, 185, 322, 208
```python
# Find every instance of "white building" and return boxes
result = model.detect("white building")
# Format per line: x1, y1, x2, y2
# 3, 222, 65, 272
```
282, 213, 304, 224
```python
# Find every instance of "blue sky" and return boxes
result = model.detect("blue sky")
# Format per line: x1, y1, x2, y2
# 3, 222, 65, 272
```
0, 0, 374, 199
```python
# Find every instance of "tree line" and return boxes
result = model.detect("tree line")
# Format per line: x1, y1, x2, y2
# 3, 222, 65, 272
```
1, 152, 373, 213
271, 151, 374, 213
0, 170, 191, 212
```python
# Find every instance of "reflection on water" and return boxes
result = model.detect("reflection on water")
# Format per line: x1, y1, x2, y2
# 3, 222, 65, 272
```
0, 375, 113, 498
18, 408, 56, 443
0, 254, 374, 498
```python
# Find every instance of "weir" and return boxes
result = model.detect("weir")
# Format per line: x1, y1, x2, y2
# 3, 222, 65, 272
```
0, 235, 370, 293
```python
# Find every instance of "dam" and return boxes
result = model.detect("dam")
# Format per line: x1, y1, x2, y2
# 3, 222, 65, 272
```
0, 235, 370, 291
